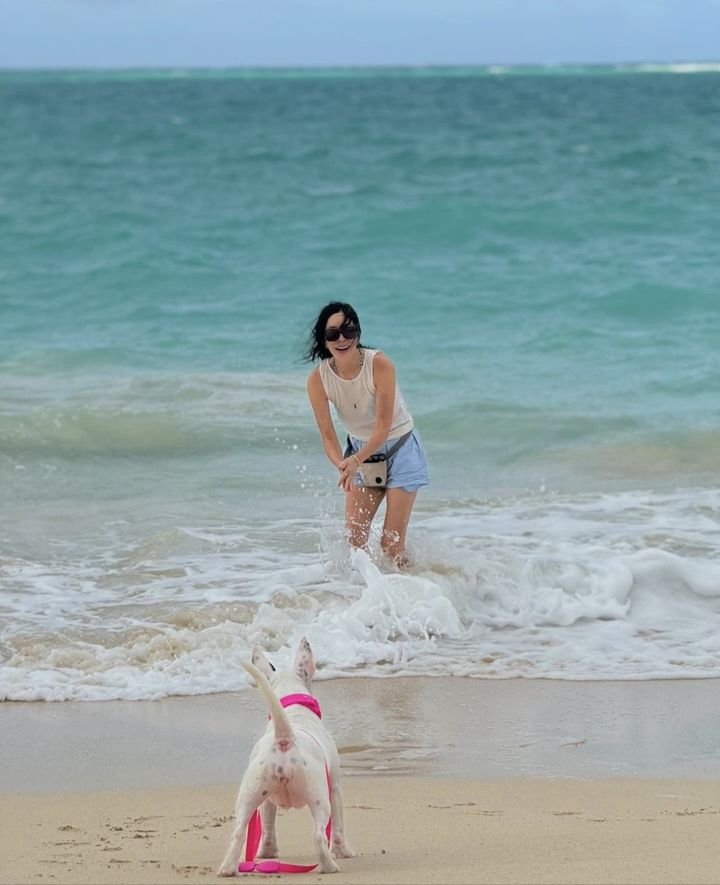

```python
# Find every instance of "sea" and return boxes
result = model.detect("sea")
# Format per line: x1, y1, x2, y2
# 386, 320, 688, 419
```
1, 65, 719, 702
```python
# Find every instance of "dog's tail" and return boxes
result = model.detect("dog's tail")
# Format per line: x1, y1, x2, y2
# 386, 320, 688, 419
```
242, 660, 295, 752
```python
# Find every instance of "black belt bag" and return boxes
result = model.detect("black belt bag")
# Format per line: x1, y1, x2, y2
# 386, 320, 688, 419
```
344, 431, 413, 488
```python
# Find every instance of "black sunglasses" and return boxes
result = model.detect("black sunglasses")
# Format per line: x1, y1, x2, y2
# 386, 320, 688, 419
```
325, 322, 359, 342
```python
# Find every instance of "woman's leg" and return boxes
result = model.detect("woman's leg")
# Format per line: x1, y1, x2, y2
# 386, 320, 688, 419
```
381, 488, 418, 567
345, 485, 385, 550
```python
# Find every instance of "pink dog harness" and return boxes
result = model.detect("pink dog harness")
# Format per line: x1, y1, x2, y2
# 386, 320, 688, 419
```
276, 693, 323, 719
239, 693, 332, 874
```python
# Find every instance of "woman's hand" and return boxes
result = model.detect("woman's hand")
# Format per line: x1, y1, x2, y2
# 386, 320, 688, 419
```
337, 455, 360, 492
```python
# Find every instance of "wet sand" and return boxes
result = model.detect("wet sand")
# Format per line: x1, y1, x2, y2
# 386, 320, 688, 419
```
1, 677, 719, 884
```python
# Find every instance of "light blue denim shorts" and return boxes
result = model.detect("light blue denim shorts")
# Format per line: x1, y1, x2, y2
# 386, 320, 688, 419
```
347, 429, 429, 493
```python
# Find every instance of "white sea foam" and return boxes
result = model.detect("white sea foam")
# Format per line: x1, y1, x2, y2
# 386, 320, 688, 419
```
1, 488, 719, 701
632, 62, 720, 75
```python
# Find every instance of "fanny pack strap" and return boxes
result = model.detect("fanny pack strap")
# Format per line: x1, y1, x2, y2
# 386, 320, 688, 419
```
385, 430, 413, 459
345, 430, 413, 460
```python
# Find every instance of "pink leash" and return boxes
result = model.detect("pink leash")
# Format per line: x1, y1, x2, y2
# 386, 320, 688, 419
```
239, 693, 332, 874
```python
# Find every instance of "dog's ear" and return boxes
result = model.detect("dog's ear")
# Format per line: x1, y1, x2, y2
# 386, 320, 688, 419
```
294, 636, 316, 690
250, 646, 276, 680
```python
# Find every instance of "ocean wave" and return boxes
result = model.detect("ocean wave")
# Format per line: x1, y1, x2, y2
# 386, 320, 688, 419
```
2, 489, 719, 701
588, 281, 714, 320
0, 370, 308, 458
0, 407, 237, 458
541, 430, 720, 482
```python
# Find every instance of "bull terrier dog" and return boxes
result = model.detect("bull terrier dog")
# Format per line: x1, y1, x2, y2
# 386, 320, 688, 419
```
217, 637, 354, 875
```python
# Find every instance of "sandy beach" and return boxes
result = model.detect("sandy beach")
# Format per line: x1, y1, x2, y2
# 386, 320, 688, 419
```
2, 677, 719, 885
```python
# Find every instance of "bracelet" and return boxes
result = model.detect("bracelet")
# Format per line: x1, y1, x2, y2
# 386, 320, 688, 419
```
350, 454, 361, 468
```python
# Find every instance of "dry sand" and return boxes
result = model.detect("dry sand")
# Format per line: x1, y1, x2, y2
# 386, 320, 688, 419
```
1, 677, 719, 885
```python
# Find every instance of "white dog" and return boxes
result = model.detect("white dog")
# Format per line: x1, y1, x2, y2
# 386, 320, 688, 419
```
217, 637, 354, 876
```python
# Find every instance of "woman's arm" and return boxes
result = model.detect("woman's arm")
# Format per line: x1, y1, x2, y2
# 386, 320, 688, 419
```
307, 367, 344, 468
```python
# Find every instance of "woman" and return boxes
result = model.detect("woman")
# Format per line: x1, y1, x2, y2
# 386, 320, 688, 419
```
305, 301, 429, 568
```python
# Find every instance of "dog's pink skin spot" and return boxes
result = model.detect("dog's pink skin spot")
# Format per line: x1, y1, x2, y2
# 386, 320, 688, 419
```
278, 739, 290, 752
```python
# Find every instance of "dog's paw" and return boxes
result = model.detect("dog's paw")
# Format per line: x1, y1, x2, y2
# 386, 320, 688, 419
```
216, 865, 237, 877
332, 840, 355, 859
320, 858, 341, 873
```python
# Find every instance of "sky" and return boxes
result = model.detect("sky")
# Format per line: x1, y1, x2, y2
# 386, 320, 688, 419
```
1, 0, 720, 69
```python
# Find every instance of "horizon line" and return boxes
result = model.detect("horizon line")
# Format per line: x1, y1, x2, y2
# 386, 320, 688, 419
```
2, 59, 720, 74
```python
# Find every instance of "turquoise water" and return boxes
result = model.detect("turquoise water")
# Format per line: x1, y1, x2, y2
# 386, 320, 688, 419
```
1, 68, 719, 700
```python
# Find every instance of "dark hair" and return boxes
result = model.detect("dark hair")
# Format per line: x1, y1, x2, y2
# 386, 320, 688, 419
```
304, 301, 362, 362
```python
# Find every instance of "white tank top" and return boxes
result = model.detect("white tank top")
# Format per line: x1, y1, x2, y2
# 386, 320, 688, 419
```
318, 349, 414, 441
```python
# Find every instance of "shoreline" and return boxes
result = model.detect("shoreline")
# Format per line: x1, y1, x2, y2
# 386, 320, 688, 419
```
2, 676, 720, 793
2, 676, 719, 884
